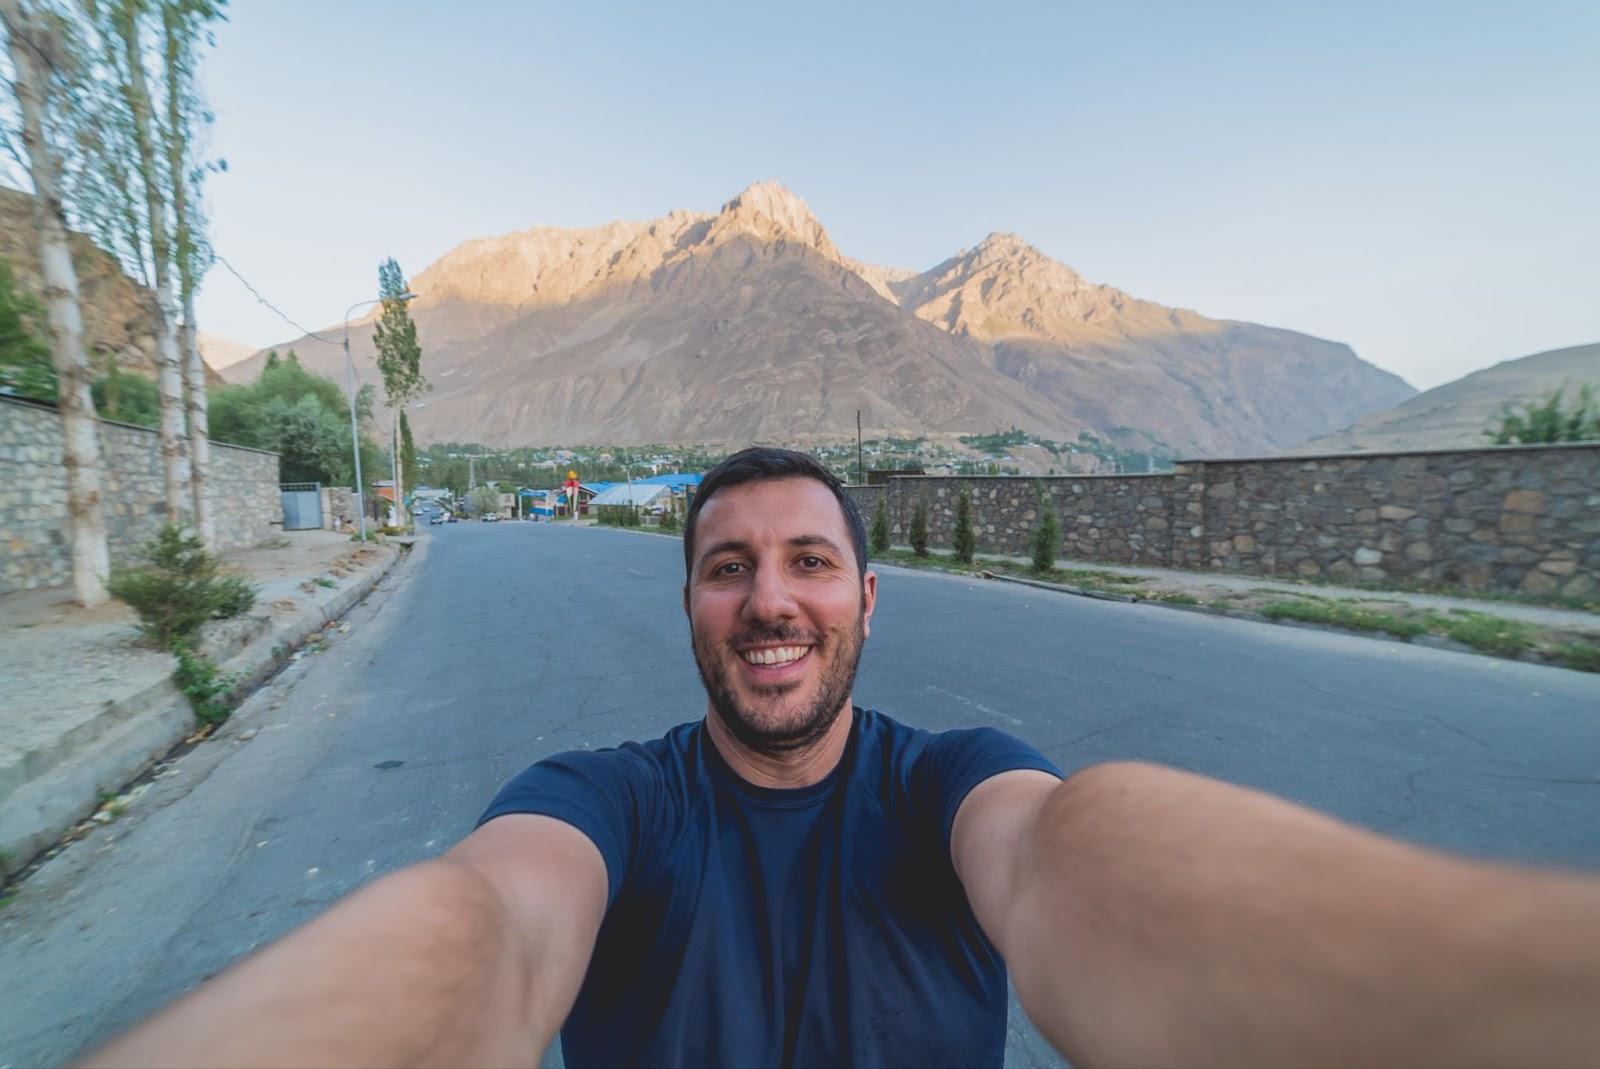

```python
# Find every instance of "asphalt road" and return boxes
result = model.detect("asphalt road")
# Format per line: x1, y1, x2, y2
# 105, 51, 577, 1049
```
4, 520, 1598, 1068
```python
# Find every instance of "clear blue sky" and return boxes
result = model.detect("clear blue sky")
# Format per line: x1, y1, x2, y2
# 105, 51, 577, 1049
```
196, 0, 1599, 390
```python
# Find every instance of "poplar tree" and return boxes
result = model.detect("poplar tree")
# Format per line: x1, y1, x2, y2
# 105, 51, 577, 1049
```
399, 409, 418, 491
372, 256, 425, 511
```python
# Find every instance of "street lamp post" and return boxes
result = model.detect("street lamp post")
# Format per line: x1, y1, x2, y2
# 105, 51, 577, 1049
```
343, 291, 415, 540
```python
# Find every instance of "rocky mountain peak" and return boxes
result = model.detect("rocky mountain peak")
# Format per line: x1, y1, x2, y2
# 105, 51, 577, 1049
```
711, 180, 839, 259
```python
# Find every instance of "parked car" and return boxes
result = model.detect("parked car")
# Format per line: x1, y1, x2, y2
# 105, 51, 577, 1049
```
482, 513, 500, 522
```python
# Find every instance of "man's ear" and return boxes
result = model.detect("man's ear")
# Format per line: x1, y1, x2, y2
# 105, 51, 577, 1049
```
861, 569, 877, 639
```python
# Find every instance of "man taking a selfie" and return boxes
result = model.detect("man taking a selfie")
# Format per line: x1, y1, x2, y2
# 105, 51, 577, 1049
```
87, 448, 1600, 1068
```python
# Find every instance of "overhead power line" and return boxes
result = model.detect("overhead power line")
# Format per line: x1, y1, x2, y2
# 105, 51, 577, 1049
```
211, 252, 342, 346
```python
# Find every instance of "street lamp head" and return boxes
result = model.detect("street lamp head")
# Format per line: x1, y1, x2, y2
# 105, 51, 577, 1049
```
397, 291, 418, 302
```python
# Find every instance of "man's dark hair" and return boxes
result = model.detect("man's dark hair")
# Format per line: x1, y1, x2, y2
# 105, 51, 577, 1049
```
684, 447, 868, 580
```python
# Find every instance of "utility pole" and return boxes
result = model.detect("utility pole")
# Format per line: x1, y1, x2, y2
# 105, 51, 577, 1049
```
856, 410, 863, 486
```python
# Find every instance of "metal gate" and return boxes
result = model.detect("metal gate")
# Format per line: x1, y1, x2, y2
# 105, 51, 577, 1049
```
280, 482, 323, 531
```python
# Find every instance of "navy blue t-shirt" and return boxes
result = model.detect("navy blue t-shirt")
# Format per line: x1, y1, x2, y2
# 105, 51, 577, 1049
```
478, 707, 1060, 1068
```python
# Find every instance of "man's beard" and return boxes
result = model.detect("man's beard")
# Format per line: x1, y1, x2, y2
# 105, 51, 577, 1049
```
691, 609, 866, 757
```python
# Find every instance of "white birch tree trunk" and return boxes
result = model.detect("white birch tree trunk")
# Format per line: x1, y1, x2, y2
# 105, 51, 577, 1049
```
116, 0, 186, 522
180, 298, 211, 542
163, 3, 210, 545
2, 0, 111, 606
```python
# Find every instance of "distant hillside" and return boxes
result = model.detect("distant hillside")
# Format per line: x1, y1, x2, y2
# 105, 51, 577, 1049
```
198, 332, 256, 371
227, 181, 1414, 453
1295, 343, 1600, 453
1, 185, 224, 387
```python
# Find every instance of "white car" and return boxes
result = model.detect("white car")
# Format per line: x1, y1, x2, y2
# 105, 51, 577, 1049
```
482, 513, 500, 522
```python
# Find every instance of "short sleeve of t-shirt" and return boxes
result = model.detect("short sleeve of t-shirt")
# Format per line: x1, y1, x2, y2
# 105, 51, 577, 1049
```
914, 726, 1062, 850
476, 744, 662, 905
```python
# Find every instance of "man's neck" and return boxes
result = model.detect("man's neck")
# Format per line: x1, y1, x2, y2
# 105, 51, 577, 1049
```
704, 701, 855, 790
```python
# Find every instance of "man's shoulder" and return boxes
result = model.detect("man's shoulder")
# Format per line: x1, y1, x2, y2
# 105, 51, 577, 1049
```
558, 719, 702, 779
852, 708, 1059, 802
854, 707, 1036, 767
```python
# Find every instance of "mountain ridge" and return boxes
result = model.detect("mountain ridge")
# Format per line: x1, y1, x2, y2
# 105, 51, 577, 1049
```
1294, 342, 1600, 453
226, 181, 1414, 454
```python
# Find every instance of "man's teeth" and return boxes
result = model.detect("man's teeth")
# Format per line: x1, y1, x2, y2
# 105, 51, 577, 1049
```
742, 646, 809, 666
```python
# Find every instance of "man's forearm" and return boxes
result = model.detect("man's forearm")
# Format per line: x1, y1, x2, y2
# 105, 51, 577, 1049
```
1002, 762, 1600, 1067
79, 859, 552, 1068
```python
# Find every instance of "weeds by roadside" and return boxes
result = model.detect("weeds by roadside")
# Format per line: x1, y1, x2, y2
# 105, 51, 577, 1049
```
1252, 570, 1600, 616
866, 542, 1600, 673
1261, 599, 1428, 639
172, 641, 237, 724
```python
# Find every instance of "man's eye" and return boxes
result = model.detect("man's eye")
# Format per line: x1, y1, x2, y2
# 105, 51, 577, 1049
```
715, 561, 745, 576
798, 556, 825, 569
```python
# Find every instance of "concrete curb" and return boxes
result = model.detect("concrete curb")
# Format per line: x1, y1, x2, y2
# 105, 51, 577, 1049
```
216, 543, 403, 699
0, 543, 404, 878
984, 571, 1140, 603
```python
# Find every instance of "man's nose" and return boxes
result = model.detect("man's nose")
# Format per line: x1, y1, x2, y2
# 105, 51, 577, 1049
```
742, 560, 799, 623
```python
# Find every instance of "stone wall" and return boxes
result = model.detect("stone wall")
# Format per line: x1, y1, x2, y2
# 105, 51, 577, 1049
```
843, 441, 1600, 597
847, 475, 1174, 564
0, 397, 282, 593
1168, 446, 1599, 597
321, 486, 358, 531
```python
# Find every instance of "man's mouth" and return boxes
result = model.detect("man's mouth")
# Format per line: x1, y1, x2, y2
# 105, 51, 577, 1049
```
739, 645, 813, 667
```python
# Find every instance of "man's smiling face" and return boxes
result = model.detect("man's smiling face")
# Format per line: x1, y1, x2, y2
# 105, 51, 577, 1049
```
685, 477, 877, 755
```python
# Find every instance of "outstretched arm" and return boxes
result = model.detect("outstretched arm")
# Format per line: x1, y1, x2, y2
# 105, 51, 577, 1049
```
953, 762, 1600, 1067
80, 814, 606, 1068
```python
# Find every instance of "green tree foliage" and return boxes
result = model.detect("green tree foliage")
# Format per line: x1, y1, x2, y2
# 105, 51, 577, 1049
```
953, 488, 976, 564
399, 410, 419, 492
208, 352, 383, 484
108, 523, 256, 647
0, 259, 56, 402
468, 484, 502, 516
910, 497, 930, 557
92, 361, 160, 426
1030, 481, 1060, 574
870, 495, 891, 554
1488, 385, 1600, 445
373, 258, 426, 410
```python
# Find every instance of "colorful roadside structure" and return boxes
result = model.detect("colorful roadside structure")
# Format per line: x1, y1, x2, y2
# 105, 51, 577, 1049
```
588, 482, 675, 512
523, 482, 605, 518
524, 473, 702, 519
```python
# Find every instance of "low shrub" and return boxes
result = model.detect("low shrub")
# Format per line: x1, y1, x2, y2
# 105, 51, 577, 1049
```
1029, 482, 1059, 574
108, 525, 257, 646
870, 498, 890, 555
910, 499, 929, 558
953, 489, 976, 565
